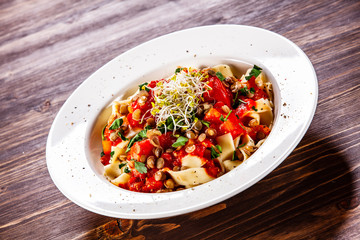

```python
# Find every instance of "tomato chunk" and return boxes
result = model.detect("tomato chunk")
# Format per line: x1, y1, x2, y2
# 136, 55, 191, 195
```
102, 140, 112, 155
203, 76, 233, 107
127, 139, 154, 160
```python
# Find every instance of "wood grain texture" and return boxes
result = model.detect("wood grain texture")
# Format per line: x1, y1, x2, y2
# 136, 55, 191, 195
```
1, 0, 359, 239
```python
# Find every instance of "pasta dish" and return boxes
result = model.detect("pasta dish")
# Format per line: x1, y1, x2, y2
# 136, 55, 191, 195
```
100, 64, 273, 193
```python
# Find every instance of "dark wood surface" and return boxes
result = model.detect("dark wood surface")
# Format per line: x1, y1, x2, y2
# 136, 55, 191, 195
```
1, 0, 359, 239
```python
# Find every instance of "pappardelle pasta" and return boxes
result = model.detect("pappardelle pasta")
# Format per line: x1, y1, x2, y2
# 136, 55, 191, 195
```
100, 64, 273, 193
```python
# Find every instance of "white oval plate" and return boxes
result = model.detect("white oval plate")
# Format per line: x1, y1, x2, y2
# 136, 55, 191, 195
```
46, 25, 317, 219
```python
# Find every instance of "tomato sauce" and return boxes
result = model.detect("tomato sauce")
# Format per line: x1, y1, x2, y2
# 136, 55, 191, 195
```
203, 76, 233, 107
204, 102, 246, 139
101, 66, 273, 193
128, 80, 157, 129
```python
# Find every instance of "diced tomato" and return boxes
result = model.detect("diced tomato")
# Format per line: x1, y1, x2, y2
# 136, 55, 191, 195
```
246, 125, 271, 142
143, 175, 164, 193
218, 115, 244, 138
148, 80, 159, 88
100, 154, 110, 165
203, 108, 223, 124
112, 137, 123, 146
127, 139, 154, 160
127, 113, 144, 129
161, 152, 181, 169
158, 132, 176, 149
131, 168, 146, 181
103, 126, 111, 141
204, 104, 245, 139
247, 76, 269, 101
129, 181, 144, 192
234, 99, 256, 119
102, 140, 112, 155
203, 76, 233, 107
203, 160, 221, 178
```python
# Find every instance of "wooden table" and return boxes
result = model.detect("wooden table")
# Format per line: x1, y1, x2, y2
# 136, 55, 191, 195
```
1, 0, 359, 239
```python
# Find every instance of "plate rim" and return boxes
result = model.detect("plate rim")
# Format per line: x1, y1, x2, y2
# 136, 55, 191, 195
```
46, 24, 318, 219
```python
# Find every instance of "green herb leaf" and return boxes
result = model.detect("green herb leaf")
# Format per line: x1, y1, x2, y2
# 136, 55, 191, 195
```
166, 117, 174, 127
102, 125, 107, 140
232, 91, 239, 108
235, 114, 240, 119
216, 72, 226, 81
240, 86, 249, 96
252, 106, 258, 112
126, 126, 152, 153
215, 145, 222, 153
118, 131, 128, 141
201, 120, 210, 128
109, 118, 123, 130
224, 110, 232, 121
245, 65, 262, 80
119, 163, 127, 169
220, 115, 225, 122
134, 161, 147, 174
210, 146, 221, 159
138, 125, 152, 138
237, 143, 246, 149
172, 136, 189, 147
250, 87, 255, 94
100, 151, 105, 157
124, 167, 130, 173
126, 135, 142, 153
175, 67, 183, 74
139, 82, 150, 92
232, 150, 239, 161
110, 151, 115, 157
158, 117, 174, 133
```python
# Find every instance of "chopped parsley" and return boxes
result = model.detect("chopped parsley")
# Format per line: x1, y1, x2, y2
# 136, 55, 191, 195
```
124, 167, 130, 173
126, 126, 152, 153
138, 125, 152, 138
220, 110, 232, 122
102, 125, 107, 140
201, 120, 210, 128
134, 161, 147, 174
175, 67, 183, 74
237, 143, 246, 149
245, 65, 262, 80
158, 116, 175, 134
216, 145, 222, 153
220, 115, 225, 122
216, 72, 226, 81
252, 106, 258, 112
119, 163, 127, 169
224, 110, 232, 121
100, 151, 105, 157
118, 131, 128, 141
110, 151, 115, 157
240, 86, 249, 96
250, 87, 255, 94
139, 82, 150, 92
232, 91, 239, 108
232, 150, 238, 161
210, 145, 222, 159
172, 136, 189, 147
109, 118, 123, 130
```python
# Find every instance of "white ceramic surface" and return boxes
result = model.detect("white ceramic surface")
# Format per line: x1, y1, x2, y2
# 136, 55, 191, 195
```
46, 25, 318, 219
